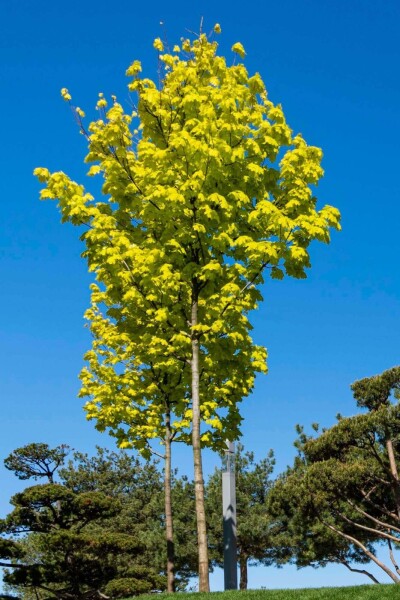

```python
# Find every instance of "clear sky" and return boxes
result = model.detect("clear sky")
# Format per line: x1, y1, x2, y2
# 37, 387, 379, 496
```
1, 0, 399, 590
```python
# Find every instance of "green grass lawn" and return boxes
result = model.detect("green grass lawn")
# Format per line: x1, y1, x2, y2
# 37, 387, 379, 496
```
124, 586, 395, 600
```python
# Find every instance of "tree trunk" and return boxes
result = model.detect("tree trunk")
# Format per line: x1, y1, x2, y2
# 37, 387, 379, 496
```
191, 294, 210, 592
239, 555, 248, 590
386, 439, 400, 520
388, 539, 400, 576
165, 407, 175, 592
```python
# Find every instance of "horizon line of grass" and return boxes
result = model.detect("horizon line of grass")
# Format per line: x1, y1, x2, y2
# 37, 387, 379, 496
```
124, 584, 394, 600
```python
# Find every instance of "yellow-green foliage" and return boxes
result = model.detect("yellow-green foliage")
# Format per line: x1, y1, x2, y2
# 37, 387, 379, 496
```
35, 30, 340, 456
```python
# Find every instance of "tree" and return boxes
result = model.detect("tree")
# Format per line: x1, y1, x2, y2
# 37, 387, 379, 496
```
268, 459, 382, 584
0, 484, 153, 598
78, 304, 192, 592
4, 443, 70, 483
206, 444, 281, 589
34, 25, 340, 590
0, 444, 167, 599
268, 366, 400, 584
59, 446, 198, 589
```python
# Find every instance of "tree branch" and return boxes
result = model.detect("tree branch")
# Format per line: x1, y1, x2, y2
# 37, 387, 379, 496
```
360, 487, 398, 522
388, 539, 400, 576
321, 520, 400, 583
335, 509, 400, 544
340, 559, 380, 584
346, 499, 400, 534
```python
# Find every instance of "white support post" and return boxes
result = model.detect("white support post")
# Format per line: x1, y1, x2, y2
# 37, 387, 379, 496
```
222, 441, 237, 590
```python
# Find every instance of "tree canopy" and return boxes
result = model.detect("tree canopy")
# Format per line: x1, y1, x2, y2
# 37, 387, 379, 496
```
59, 446, 198, 588
4, 444, 70, 483
34, 25, 340, 590
0, 445, 169, 598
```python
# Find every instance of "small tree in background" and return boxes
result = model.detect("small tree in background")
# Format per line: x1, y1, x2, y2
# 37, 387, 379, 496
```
78, 303, 194, 592
268, 366, 400, 585
1, 484, 146, 599
59, 447, 198, 589
0, 444, 167, 599
4, 443, 70, 484
35, 24, 340, 590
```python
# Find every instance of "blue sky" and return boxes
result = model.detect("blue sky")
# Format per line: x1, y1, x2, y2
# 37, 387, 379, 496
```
1, 0, 400, 590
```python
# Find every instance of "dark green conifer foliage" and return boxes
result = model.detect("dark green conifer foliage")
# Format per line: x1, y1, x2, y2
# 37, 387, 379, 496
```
0, 444, 165, 599
268, 366, 400, 585
4, 443, 69, 483
59, 447, 198, 588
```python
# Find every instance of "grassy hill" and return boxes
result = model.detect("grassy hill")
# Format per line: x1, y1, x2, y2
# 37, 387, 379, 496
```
124, 586, 394, 600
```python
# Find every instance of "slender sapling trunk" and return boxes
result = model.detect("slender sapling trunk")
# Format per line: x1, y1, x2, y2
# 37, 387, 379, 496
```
386, 438, 400, 520
165, 406, 175, 592
191, 292, 210, 592
239, 555, 248, 590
